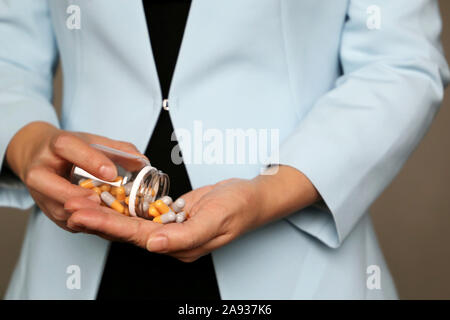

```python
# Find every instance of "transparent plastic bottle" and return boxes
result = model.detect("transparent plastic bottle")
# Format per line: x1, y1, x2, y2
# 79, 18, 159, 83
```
70, 144, 169, 219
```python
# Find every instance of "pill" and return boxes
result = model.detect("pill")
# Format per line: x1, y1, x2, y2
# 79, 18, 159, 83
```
175, 211, 186, 223
101, 191, 124, 214
145, 188, 156, 197
79, 179, 101, 189
171, 198, 185, 213
153, 211, 176, 224
154, 199, 170, 214
124, 182, 133, 196
100, 184, 111, 192
92, 187, 102, 195
114, 186, 126, 201
161, 196, 173, 206
148, 205, 160, 218
142, 201, 150, 215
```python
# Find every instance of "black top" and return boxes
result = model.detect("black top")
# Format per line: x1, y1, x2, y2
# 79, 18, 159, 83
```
96, 0, 221, 300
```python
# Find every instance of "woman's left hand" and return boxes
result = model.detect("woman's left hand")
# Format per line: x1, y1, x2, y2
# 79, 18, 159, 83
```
65, 166, 320, 262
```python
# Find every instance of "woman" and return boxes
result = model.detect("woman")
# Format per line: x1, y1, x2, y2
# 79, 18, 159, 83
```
1, 0, 448, 299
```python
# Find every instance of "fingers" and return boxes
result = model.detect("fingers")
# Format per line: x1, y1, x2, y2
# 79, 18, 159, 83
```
146, 211, 222, 253
64, 196, 103, 213
170, 233, 231, 262
31, 190, 79, 233
26, 166, 99, 204
78, 133, 144, 157
67, 207, 162, 248
50, 132, 117, 181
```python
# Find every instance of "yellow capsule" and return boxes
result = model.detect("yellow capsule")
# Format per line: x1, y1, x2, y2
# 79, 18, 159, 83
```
154, 200, 170, 214
148, 205, 160, 218
100, 184, 111, 192
153, 215, 162, 224
79, 179, 101, 189
115, 186, 126, 201
101, 191, 124, 214
92, 187, 102, 196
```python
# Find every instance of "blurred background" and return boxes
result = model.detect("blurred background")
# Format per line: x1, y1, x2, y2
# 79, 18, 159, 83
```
1, 1, 450, 299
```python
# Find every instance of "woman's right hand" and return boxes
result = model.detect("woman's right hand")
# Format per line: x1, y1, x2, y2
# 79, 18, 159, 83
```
5, 121, 142, 232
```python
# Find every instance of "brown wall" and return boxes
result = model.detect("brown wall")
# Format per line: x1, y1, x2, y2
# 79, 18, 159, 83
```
1, 1, 450, 299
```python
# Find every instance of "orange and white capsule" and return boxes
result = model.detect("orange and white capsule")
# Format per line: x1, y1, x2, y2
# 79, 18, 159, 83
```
153, 211, 176, 224
92, 187, 102, 196
100, 184, 111, 192
124, 182, 133, 196
79, 179, 101, 189
114, 186, 126, 201
101, 191, 125, 214
175, 211, 186, 223
161, 196, 172, 206
148, 205, 160, 218
171, 198, 185, 213
154, 199, 170, 214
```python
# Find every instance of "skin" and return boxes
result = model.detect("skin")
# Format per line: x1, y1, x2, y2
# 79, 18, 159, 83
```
5, 121, 143, 232
7, 121, 320, 262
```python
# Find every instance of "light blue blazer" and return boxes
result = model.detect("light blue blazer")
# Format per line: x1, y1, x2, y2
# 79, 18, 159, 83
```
1, 0, 449, 299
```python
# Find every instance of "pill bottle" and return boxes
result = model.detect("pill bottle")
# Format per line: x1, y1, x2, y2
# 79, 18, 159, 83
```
70, 144, 170, 219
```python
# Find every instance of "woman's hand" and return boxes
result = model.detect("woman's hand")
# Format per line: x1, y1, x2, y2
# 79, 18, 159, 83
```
5, 121, 142, 232
64, 166, 320, 261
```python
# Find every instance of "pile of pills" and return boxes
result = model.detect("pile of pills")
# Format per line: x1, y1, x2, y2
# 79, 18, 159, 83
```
78, 177, 187, 224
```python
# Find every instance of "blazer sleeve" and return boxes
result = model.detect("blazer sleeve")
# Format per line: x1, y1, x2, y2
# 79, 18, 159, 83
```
0, 0, 60, 210
278, 0, 450, 248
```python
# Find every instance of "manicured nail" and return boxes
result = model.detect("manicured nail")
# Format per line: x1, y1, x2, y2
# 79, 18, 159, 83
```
147, 235, 168, 252
99, 165, 116, 180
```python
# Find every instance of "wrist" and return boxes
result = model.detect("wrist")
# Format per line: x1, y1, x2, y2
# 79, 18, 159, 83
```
251, 165, 320, 225
6, 121, 58, 180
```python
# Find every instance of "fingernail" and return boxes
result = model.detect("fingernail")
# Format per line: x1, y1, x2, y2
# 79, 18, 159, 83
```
147, 235, 168, 252
99, 165, 116, 180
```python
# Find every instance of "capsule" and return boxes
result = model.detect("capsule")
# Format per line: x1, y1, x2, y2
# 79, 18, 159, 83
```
171, 198, 185, 213
79, 179, 101, 189
161, 196, 173, 206
101, 191, 125, 214
124, 182, 133, 196
148, 205, 160, 218
154, 199, 170, 214
153, 211, 176, 224
92, 187, 102, 196
175, 211, 186, 223
100, 184, 111, 192
141, 200, 150, 215
114, 186, 126, 201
